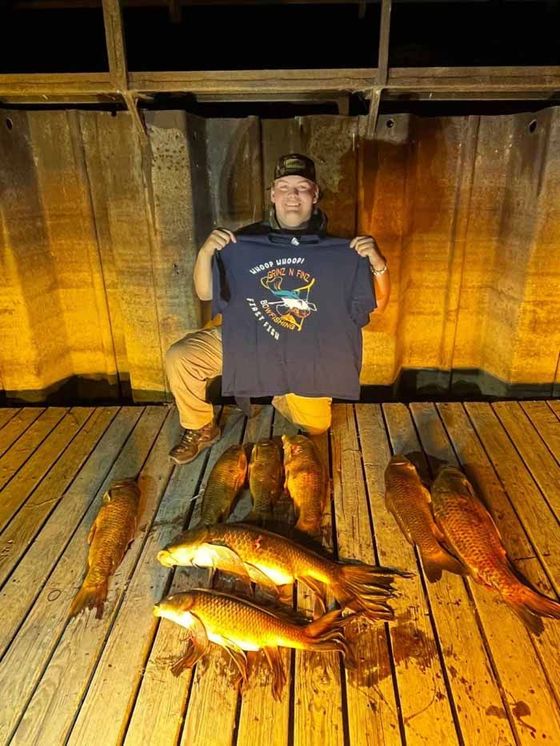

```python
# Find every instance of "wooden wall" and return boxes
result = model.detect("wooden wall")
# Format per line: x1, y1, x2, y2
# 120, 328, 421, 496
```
1, 107, 559, 402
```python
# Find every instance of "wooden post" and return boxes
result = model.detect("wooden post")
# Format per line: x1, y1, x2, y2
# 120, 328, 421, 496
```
365, 0, 392, 139
101, 0, 147, 141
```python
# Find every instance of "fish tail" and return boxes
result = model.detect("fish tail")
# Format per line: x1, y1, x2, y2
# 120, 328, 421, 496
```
420, 547, 466, 583
68, 579, 109, 620
302, 609, 350, 657
507, 586, 560, 636
331, 563, 408, 621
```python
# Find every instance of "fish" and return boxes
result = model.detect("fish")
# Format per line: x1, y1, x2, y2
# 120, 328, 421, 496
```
246, 439, 284, 524
384, 455, 465, 582
69, 478, 141, 620
153, 588, 349, 700
431, 465, 560, 636
197, 444, 247, 526
282, 434, 327, 539
157, 522, 410, 621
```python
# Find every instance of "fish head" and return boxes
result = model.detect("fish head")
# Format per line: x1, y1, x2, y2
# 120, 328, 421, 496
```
251, 439, 281, 465
281, 434, 309, 466
153, 592, 196, 627
434, 465, 470, 493
157, 527, 211, 567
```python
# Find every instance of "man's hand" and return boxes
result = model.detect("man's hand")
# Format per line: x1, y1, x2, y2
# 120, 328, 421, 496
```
350, 235, 386, 271
200, 228, 237, 257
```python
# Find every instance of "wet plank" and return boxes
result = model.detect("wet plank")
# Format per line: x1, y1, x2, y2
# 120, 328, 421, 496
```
0, 408, 43, 460
493, 401, 560, 521
0, 407, 167, 745
0, 407, 66, 494
0, 409, 18, 430
361, 404, 460, 746
0, 408, 91, 533
0, 408, 141, 662
332, 405, 402, 746
437, 402, 560, 744
521, 401, 560, 464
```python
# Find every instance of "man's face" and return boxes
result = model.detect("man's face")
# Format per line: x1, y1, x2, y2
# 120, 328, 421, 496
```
271, 175, 318, 229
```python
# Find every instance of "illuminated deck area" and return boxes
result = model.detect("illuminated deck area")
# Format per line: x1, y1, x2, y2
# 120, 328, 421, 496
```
0, 400, 559, 745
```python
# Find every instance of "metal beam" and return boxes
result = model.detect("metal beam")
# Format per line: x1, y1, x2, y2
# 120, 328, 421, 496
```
1, 67, 559, 105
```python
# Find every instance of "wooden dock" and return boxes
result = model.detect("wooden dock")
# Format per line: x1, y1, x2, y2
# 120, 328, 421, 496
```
0, 401, 559, 746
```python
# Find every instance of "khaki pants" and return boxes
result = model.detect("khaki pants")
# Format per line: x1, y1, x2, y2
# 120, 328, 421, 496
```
165, 326, 332, 434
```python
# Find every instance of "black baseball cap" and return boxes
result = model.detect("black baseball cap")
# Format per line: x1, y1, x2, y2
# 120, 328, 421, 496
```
274, 153, 317, 183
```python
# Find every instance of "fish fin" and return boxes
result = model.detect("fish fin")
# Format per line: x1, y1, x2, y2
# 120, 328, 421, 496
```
224, 644, 249, 688
300, 576, 327, 614
508, 585, 560, 635
278, 584, 293, 607
68, 579, 108, 620
87, 519, 98, 545
385, 504, 415, 546
170, 615, 209, 675
262, 646, 286, 702
507, 601, 545, 637
206, 543, 252, 583
245, 564, 281, 598
304, 608, 343, 638
420, 546, 466, 583
421, 557, 443, 583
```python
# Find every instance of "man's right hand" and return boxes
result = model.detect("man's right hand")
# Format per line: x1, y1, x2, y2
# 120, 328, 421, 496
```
200, 228, 237, 257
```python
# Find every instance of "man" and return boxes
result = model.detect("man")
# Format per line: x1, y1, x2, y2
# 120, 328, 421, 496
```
166, 153, 390, 465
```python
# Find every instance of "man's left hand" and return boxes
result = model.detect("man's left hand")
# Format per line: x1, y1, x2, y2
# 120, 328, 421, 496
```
350, 235, 386, 271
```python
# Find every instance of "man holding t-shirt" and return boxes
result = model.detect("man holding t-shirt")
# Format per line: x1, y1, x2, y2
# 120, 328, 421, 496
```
165, 154, 390, 465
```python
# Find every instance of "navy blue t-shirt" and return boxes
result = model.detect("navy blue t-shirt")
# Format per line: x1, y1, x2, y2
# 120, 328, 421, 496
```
212, 233, 376, 400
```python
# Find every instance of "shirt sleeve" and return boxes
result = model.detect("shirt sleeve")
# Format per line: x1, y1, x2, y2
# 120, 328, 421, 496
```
350, 256, 377, 326
211, 251, 230, 316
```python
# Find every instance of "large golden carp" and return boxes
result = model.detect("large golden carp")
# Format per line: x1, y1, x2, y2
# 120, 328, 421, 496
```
431, 465, 560, 635
197, 444, 247, 526
282, 434, 327, 538
69, 478, 140, 620
158, 522, 409, 621
246, 439, 283, 524
153, 588, 348, 699
384, 455, 465, 582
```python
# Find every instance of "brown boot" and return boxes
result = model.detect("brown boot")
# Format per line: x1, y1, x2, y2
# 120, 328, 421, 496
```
169, 421, 220, 465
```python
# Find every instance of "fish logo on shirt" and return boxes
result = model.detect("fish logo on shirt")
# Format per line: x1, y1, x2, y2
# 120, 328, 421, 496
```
260, 274, 317, 331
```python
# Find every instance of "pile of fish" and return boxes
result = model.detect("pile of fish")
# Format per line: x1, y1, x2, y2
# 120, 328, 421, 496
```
154, 434, 409, 699
67, 431, 560, 702
384, 455, 560, 636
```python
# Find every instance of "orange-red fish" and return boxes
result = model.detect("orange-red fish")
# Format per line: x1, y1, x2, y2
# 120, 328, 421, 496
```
384, 455, 465, 582
431, 465, 560, 635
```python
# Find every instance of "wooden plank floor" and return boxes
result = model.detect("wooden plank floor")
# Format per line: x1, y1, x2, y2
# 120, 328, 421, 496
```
0, 401, 559, 746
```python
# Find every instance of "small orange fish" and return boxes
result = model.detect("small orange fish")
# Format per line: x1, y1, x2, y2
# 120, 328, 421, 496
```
384, 455, 465, 582
282, 434, 327, 539
69, 478, 140, 620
